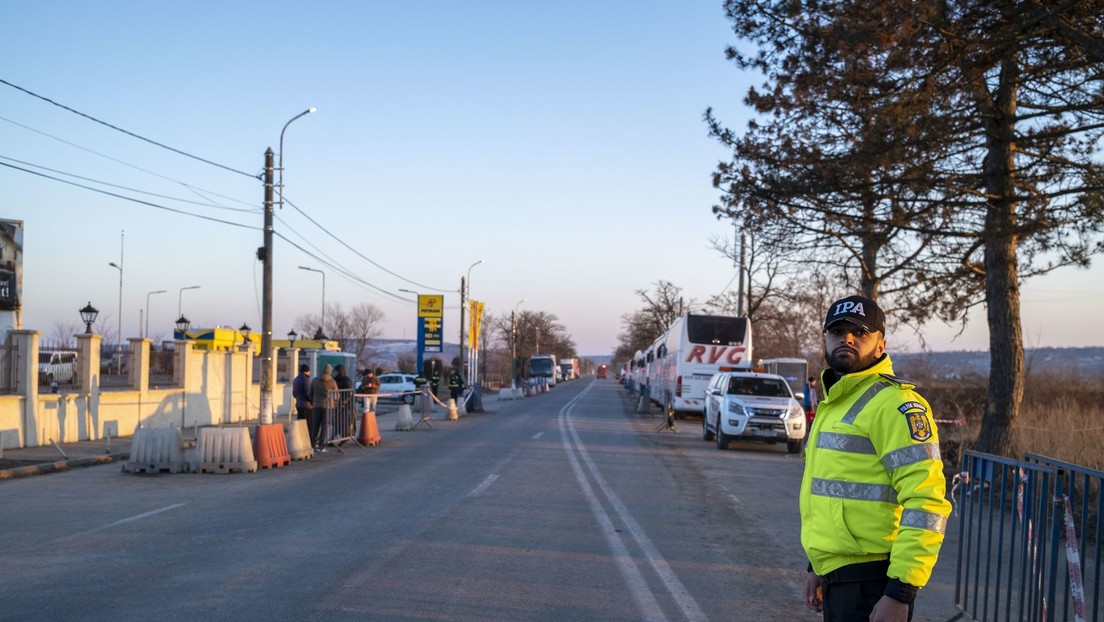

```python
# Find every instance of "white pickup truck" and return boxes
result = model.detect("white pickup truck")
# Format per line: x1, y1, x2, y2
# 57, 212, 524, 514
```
702, 369, 807, 454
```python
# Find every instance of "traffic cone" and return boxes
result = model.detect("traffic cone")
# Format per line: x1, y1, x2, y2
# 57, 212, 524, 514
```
359, 409, 381, 446
446, 399, 458, 421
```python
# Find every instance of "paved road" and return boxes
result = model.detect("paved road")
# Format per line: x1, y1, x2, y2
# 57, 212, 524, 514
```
0, 379, 961, 621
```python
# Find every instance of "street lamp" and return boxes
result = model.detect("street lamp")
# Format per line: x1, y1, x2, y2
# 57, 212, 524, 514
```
512, 299, 526, 388
79, 302, 99, 334
175, 315, 191, 335
239, 323, 251, 349
256, 107, 316, 425
108, 232, 123, 374
279, 107, 317, 211
178, 285, 200, 318
287, 329, 297, 349
144, 290, 166, 339
298, 266, 325, 338
459, 259, 483, 385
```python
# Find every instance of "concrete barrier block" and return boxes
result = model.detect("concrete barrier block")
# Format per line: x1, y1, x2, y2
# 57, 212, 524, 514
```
123, 428, 187, 474
195, 427, 257, 474
285, 418, 314, 460
395, 404, 414, 431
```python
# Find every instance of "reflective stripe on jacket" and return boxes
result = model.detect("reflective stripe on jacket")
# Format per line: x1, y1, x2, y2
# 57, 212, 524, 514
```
800, 354, 951, 588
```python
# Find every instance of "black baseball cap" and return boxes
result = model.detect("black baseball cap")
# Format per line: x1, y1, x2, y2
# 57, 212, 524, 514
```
823, 295, 886, 334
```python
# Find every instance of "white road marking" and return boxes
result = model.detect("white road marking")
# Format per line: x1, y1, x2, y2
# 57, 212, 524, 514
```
559, 381, 709, 622
532, 431, 545, 440
469, 473, 500, 497
59, 503, 187, 542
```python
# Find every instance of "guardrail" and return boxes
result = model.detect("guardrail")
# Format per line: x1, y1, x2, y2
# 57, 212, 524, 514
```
952, 450, 1101, 622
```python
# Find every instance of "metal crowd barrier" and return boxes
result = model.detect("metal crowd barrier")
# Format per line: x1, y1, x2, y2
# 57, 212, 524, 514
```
317, 388, 360, 450
952, 450, 1101, 622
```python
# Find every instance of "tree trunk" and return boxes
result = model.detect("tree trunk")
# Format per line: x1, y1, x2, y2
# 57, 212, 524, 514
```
975, 55, 1024, 457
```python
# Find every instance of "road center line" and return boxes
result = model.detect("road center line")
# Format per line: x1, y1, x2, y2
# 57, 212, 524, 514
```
532, 431, 544, 440
469, 473, 499, 497
58, 503, 187, 542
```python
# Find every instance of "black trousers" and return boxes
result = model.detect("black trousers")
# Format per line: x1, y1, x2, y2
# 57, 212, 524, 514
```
822, 560, 913, 622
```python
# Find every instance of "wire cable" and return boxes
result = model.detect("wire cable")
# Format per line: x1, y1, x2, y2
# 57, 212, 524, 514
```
0, 77, 258, 179
283, 196, 454, 293
0, 154, 259, 214
0, 160, 257, 229
0, 114, 258, 210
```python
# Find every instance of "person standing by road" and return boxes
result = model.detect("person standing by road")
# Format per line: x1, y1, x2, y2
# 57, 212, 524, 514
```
801, 295, 951, 622
310, 364, 338, 449
292, 364, 312, 424
448, 369, 463, 402
359, 367, 381, 413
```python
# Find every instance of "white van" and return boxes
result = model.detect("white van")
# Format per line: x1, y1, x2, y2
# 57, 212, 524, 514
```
39, 351, 77, 385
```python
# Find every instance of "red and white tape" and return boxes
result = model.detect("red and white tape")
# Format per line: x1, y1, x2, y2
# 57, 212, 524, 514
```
1057, 494, 1087, 622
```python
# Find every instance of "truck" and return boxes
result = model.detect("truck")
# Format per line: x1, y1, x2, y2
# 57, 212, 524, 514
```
596, 364, 608, 379
527, 354, 558, 387
648, 313, 753, 419
558, 358, 579, 381
759, 357, 809, 401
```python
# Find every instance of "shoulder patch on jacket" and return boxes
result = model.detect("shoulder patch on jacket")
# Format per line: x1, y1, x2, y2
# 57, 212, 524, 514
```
879, 373, 916, 390
899, 401, 933, 441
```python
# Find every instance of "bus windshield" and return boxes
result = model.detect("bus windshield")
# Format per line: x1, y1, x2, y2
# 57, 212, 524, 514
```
687, 315, 747, 346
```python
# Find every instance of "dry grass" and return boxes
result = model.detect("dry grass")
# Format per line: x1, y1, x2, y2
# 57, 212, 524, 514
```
914, 371, 1104, 474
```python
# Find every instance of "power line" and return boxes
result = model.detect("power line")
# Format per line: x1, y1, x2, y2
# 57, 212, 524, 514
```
0, 160, 257, 229
0, 77, 258, 179
0, 114, 258, 210
0, 154, 259, 214
283, 195, 453, 293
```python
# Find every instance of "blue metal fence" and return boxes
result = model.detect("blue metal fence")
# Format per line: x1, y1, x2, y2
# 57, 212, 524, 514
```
953, 450, 1101, 622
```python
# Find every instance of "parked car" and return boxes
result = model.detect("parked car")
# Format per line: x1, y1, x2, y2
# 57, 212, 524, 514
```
38, 351, 78, 386
702, 370, 806, 454
100, 352, 128, 374
377, 373, 417, 404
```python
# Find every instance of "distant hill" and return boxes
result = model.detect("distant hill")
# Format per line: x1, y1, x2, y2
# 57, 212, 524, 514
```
894, 347, 1104, 379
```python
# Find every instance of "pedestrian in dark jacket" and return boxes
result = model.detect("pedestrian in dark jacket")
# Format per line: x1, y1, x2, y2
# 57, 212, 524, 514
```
292, 364, 312, 421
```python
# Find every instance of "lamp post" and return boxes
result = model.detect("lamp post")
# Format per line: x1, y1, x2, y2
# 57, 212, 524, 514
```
144, 290, 166, 339
287, 329, 297, 349
512, 298, 526, 388
459, 259, 483, 385
279, 107, 316, 211
256, 107, 315, 426
239, 323, 251, 349
298, 266, 325, 338
108, 231, 123, 374
175, 315, 191, 337
399, 288, 423, 374
79, 302, 99, 334
177, 285, 200, 318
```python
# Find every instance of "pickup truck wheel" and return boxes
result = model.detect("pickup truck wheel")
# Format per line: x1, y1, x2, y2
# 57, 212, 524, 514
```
702, 415, 714, 441
716, 424, 730, 450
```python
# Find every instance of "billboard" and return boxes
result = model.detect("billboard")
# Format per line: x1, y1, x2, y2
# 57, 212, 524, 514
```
0, 219, 23, 312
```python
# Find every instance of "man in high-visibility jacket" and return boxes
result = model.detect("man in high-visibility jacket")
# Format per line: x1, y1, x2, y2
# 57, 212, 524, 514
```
801, 295, 952, 622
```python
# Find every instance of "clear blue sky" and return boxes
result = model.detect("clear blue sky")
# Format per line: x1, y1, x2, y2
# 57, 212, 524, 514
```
3, 2, 1102, 356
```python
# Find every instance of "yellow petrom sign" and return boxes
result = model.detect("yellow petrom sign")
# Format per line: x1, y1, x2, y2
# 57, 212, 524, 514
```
418, 295, 443, 318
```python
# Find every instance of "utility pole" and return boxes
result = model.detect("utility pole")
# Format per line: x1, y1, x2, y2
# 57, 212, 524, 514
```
259, 148, 275, 424
459, 276, 466, 380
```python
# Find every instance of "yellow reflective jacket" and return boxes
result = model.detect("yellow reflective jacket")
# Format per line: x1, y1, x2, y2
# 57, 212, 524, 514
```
800, 354, 951, 588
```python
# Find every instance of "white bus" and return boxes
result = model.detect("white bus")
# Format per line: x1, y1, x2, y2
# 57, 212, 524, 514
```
649, 314, 753, 419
